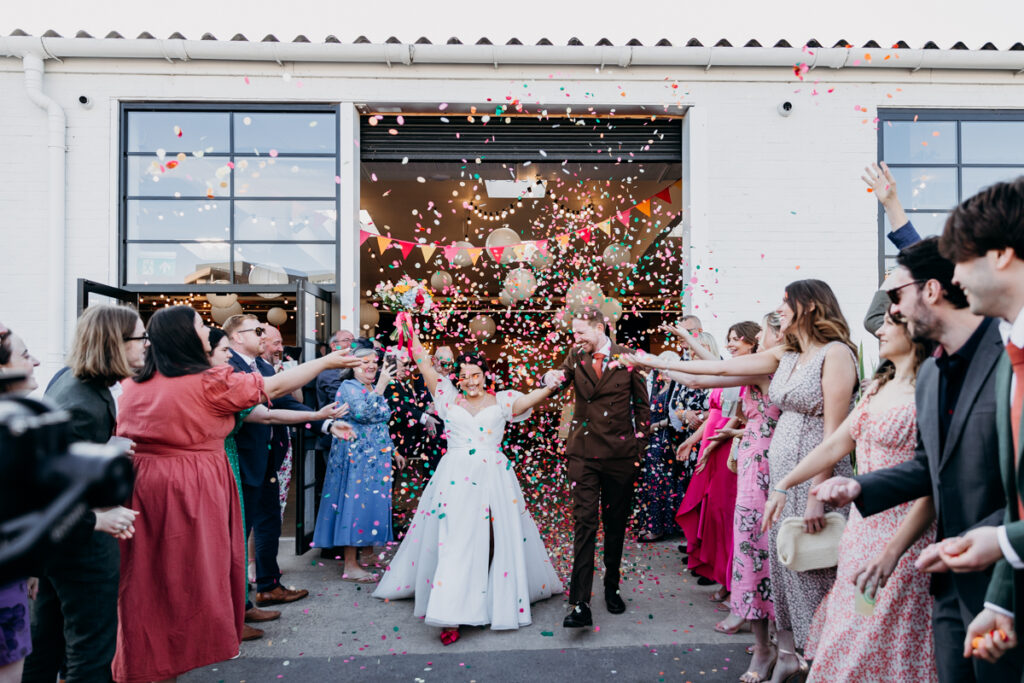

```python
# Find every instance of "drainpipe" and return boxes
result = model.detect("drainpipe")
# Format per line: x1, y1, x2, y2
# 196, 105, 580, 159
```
22, 53, 67, 375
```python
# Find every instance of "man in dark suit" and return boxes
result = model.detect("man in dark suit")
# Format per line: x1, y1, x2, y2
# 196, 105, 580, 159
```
543, 306, 650, 628
224, 314, 325, 613
814, 237, 1023, 682
384, 352, 442, 466
899, 178, 1024, 668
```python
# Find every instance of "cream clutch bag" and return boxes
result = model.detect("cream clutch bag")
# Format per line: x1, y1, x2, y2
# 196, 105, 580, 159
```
776, 512, 846, 572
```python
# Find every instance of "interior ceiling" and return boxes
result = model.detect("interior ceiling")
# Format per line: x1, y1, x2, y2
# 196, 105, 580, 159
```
359, 160, 683, 306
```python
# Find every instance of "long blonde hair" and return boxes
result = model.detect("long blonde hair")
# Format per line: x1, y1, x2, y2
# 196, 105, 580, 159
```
68, 304, 141, 385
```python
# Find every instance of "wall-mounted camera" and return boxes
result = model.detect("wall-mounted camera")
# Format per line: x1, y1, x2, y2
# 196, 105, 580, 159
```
77, 95, 93, 110
777, 101, 793, 117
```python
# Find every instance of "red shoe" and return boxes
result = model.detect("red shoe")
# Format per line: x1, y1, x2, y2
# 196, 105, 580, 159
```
440, 628, 460, 646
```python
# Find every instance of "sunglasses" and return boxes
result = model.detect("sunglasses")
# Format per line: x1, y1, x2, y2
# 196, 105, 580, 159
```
238, 326, 265, 337
124, 333, 149, 342
886, 280, 926, 306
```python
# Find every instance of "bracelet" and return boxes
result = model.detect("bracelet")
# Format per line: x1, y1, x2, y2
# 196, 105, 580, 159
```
773, 487, 788, 495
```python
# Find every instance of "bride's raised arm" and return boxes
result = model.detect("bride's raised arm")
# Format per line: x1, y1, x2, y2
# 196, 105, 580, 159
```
400, 316, 442, 395
511, 383, 558, 417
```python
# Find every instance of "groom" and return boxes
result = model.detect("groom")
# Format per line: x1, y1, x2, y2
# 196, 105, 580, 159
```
544, 306, 650, 627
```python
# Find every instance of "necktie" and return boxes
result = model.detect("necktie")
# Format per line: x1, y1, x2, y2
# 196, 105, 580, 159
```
592, 352, 605, 379
1007, 343, 1024, 519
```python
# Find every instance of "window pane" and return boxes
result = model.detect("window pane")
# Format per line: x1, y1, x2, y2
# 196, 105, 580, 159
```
127, 112, 229, 154
233, 157, 336, 198
234, 113, 336, 154
885, 212, 949, 255
961, 122, 1024, 164
882, 121, 957, 164
127, 200, 230, 240
888, 167, 957, 210
235, 201, 337, 241
126, 242, 230, 284
961, 167, 1024, 199
127, 156, 232, 198
235, 244, 335, 284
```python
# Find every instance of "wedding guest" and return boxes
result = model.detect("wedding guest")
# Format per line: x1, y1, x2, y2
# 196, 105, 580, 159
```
676, 322, 759, 600
813, 237, 1021, 683
207, 328, 350, 641
861, 162, 923, 335
0, 323, 40, 683
636, 280, 858, 682
111, 306, 359, 683
764, 313, 937, 682
23, 305, 144, 683
913, 177, 1024, 666
634, 354, 684, 543
663, 319, 712, 515
312, 344, 407, 582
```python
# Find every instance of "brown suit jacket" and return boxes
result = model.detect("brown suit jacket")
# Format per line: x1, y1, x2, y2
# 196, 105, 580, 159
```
558, 342, 650, 460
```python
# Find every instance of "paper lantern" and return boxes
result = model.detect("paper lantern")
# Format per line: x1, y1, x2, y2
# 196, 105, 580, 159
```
498, 289, 515, 307
205, 280, 237, 308
468, 314, 496, 340
529, 250, 553, 271
451, 241, 476, 268
504, 267, 538, 301
360, 301, 380, 331
210, 301, 243, 325
602, 243, 632, 269
599, 297, 623, 323
485, 227, 521, 264
266, 307, 288, 326
430, 270, 453, 292
566, 280, 603, 314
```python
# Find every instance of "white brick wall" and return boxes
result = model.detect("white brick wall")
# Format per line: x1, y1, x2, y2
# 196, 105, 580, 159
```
2, 58, 1023, 385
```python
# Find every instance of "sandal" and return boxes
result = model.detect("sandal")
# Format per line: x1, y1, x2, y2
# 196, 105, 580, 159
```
440, 628, 460, 645
341, 572, 379, 584
713, 617, 749, 635
709, 588, 730, 602
775, 649, 809, 683
739, 643, 777, 683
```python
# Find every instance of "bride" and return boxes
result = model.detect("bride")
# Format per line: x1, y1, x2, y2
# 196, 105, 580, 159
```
373, 320, 563, 644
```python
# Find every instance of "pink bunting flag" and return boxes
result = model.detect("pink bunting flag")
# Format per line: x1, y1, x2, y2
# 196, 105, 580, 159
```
616, 209, 631, 227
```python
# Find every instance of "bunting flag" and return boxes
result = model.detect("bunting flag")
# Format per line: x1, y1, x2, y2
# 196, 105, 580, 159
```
360, 180, 680, 266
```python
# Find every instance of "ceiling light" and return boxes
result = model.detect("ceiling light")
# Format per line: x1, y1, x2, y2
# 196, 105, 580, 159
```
484, 179, 546, 199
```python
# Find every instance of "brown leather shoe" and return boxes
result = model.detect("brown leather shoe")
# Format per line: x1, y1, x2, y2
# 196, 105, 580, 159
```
245, 607, 281, 623
241, 624, 264, 641
255, 586, 309, 607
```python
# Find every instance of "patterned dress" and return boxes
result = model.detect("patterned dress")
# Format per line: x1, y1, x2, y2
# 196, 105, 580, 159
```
634, 376, 683, 538
805, 387, 937, 682
729, 384, 781, 621
767, 343, 855, 648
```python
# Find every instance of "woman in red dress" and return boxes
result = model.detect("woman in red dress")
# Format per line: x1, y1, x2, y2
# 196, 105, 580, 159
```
112, 306, 359, 683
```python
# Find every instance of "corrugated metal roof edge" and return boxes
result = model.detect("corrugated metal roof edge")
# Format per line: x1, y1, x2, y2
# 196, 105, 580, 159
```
5, 30, 1024, 51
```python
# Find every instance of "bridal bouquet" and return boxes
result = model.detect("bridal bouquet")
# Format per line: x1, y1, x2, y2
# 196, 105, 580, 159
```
374, 275, 433, 315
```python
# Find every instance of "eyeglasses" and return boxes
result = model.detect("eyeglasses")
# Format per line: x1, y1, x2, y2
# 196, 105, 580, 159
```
886, 280, 926, 305
238, 327, 265, 337
124, 333, 149, 342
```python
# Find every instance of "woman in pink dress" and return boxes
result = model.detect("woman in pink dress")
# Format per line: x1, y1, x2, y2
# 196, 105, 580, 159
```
673, 323, 759, 598
763, 313, 937, 682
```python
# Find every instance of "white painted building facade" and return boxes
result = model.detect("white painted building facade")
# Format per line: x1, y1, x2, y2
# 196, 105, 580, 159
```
2, 34, 1024, 383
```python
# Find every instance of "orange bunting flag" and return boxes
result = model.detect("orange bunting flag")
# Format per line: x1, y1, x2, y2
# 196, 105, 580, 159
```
555, 234, 571, 249
375, 236, 393, 254
596, 220, 612, 236
419, 244, 436, 262
616, 209, 631, 227
512, 244, 526, 260
399, 241, 415, 260
635, 199, 651, 217
487, 246, 506, 263
467, 247, 484, 265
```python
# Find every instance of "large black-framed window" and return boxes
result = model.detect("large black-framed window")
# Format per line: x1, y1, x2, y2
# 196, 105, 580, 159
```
877, 109, 1024, 276
120, 103, 341, 287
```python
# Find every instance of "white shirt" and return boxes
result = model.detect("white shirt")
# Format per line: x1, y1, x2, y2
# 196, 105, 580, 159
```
108, 381, 123, 417
987, 305, 1024, 618
594, 338, 612, 368
232, 349, 258, 369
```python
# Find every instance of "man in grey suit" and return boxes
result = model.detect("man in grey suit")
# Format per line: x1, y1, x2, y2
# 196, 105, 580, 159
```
814, 237, 1024, 682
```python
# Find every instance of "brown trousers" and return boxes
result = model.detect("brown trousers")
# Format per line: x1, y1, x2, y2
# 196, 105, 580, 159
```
567, 456, 639, 605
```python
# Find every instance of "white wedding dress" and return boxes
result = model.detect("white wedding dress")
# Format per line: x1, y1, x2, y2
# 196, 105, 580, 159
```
373, 377, 563, 629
